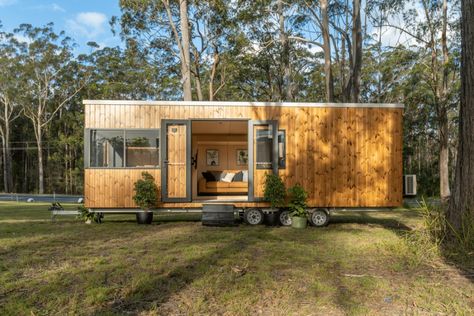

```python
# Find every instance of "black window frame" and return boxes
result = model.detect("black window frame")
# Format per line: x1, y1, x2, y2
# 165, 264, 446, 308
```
85, 128, 161, 169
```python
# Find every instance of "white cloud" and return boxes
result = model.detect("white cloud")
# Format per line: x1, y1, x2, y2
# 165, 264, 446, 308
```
30, 3, 65, 12
66, 12, 107, 39
13, 34, 31, 44
51, 3, 65, 12
0, 0, 17, 7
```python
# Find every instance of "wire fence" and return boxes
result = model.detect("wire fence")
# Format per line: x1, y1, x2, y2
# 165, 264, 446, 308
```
0, 193, 83, 203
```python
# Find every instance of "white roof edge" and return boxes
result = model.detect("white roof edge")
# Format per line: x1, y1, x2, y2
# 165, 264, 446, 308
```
82, 100, 404, 108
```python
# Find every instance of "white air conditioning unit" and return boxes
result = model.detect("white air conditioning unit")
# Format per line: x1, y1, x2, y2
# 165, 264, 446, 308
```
404, 175, 417, 196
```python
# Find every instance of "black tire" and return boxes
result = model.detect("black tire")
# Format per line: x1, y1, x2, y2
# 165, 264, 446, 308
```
244, 209, 264, 225
279, 210, 292, 226
310, 208, 330, 227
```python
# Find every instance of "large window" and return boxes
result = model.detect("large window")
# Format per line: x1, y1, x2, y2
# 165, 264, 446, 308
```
125, 130, 160, 167
90, 130, 125, 167
89, 129, 160, 168
256, 128, 286, 169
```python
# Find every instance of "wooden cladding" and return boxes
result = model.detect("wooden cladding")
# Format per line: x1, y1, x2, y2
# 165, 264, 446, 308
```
166, 124, 187, 198
85, 103, 403, 208
84, 169, 161, 208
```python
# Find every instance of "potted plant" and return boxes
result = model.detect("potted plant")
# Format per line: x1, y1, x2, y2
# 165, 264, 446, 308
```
263, 173, 286, 225
287, 184, 308, 229
133, 171, 158, 224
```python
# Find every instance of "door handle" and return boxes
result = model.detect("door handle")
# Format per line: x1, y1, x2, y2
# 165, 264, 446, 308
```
163, 160, 169, 164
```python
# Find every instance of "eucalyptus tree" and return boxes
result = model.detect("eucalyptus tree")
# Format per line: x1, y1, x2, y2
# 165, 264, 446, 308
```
186, 0, 237, 101
15, 23, 87, 194
0, 30, 23, 192
234, 0, 310, 101
290, 0, 334, 102
292, 0, 363, 102
83, 43, 177, 100
117, 0, 235, 101
116, 0, 190, 100
379, 0, 460, 200
448, 0, 474, 232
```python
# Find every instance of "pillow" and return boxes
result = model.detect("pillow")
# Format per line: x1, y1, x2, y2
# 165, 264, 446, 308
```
210, 171, 224, 181
242, 170, 248, 182
202, 171, 215, 181
232, 171, 243, 182
221, 172, 235, 183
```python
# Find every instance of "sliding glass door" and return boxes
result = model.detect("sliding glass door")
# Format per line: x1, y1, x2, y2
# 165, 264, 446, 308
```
248, 120, 278, 201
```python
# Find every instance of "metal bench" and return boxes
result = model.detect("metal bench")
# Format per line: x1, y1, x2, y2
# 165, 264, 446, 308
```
49, 202, 79, 221
51, 210, 80, 221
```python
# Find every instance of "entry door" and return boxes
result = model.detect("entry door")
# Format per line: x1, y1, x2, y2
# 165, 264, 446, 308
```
161, 120, 191, 202
248, 120, 279, 201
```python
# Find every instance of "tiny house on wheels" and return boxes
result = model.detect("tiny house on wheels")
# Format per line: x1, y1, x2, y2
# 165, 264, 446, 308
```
83, 100, 403, 226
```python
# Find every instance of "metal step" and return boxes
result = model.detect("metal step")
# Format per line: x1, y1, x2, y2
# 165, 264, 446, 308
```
202, 204, 237, 226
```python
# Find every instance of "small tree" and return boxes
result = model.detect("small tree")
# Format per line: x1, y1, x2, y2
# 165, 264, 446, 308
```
133, 172, 158, 211
263, 173, 286, 209
287, 184, 308, 217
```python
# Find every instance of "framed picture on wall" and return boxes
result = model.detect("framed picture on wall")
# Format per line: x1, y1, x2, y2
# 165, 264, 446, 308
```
206, 149, 219, 166
236, 149, 248, 165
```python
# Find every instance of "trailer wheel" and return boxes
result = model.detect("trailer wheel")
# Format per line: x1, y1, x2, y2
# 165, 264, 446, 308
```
279, 210, 292, 226
310, 208, 329, 227
244, 209, 264, 225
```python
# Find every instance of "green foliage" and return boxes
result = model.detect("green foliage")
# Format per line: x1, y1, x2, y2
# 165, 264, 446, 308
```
263, 173, 286, 208
418, 198, 474, 261
127, 136, 150, 147
133, 172, 158, 210
76, 205, 102, 223
287, 184, 307, 218
391, 198, 474, 269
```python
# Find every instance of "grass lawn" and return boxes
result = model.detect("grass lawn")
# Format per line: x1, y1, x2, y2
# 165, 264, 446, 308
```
0, 202, 473, 315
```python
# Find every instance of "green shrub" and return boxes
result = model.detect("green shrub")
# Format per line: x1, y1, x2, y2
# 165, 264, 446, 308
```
402, 198, 474, 267
76, 205, 102, 223
287, 184, 308, 218
133, 172, 158, 210
263, 173, 286, 208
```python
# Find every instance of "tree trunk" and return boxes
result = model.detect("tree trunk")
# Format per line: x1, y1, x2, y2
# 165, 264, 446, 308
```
192, 47, 204, 101
35, 122, 44, 194
4, 123, 13, 192
442, 0, 449, 95
439, 112, 451, 200
350, 0, 362, 103
448, 0, 474, 231
1, 134, 6, 192
0, 99, 14, 193
321, 0, 334, 102
209, 46, 220, 101
439, 0, 451, 201
341, 33, 347, 102
179, 0, 192, 101
278, 0, 292, 101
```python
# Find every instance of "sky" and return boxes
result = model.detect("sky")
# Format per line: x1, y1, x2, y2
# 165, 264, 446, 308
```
0, 0, 122, 53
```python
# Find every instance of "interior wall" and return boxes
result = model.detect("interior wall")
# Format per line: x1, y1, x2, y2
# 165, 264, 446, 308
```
191, 134, 248, 198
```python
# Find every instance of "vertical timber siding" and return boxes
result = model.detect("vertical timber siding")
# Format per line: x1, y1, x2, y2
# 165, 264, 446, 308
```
84, 103, 403, 208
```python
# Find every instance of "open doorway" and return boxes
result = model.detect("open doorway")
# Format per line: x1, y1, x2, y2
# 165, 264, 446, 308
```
191, 120, 249, 201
